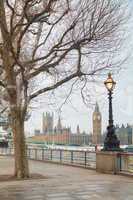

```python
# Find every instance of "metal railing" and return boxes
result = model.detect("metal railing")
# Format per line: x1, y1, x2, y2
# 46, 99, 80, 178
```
119, 153, 133, 175
0, 147, 14, 155
1, 147, 132, 174
0, 147, 96, 169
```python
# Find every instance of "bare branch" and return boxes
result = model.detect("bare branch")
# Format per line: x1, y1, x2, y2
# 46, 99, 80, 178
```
29, 71, 83, 100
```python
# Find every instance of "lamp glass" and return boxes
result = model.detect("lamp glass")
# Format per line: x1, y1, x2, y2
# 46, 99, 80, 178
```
104, 73, 116, 91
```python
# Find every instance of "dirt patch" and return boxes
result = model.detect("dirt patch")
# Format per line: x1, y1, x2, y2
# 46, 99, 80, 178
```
0, 174, 49, 182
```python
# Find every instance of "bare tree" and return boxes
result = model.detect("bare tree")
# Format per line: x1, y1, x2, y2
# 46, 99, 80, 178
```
0, 0, 125, 178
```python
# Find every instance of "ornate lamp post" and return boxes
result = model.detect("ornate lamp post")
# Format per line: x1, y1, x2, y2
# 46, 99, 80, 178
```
103, 73, 120, 151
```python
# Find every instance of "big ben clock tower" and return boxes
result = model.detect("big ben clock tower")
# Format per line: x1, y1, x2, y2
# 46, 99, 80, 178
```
92, 102, 102, 144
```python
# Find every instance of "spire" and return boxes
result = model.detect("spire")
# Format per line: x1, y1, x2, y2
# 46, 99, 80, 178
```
57, 116, 62, 132
42, 112, 44, 121
95, 102, 99, 112
77, 125, 80, 134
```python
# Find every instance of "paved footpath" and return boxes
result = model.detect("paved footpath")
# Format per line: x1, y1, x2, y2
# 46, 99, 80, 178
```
0, 156, 133, 200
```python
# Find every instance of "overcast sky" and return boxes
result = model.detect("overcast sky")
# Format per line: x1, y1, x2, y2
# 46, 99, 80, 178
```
25, 1, 133, 136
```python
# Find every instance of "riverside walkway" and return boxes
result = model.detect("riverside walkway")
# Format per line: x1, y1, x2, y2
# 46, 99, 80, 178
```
0, 156, 133, 200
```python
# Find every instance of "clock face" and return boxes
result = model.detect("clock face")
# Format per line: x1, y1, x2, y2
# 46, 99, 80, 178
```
93, 115, 101, 120
97, 115, 101, 120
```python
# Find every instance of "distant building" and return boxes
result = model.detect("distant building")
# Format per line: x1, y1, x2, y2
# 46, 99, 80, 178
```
42, 112, 71, 135
77, 125, 80, 134
42, 112, 54, 134
31, 131, 91, 146
56, 116, 62, 134
32, 112, 92, 145
68, 131, 90, 146
92, 102, 102, 144
34, 129, 41, 136
115, 124, 133, 145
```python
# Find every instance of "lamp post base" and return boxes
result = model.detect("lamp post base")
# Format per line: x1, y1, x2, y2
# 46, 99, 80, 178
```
102, 125, 122, 152
96, 151, 121, 174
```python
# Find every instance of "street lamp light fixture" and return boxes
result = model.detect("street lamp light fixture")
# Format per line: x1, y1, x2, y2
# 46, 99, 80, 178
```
104, 73, 116, 92
103, 73, 121, 151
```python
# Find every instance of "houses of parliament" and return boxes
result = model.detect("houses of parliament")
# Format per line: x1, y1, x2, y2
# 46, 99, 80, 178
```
34, 102, 133, 145
42, 112, 71, 135
34, 103, 102, 145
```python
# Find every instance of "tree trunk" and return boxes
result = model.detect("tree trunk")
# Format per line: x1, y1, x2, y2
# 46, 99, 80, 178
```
0, 0, 29, 179
11, 110, 29, 179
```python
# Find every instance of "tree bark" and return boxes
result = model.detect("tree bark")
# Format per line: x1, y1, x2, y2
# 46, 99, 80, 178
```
11, 109, 29, 178
0, 0, 29, 179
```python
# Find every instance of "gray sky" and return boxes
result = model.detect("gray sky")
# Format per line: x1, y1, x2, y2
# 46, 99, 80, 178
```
25, 63, 133, 136
25, 1, 133, 136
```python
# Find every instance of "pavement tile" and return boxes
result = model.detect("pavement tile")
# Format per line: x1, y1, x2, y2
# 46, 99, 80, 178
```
47, 193, 69, 197
0, 157, 133, 200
